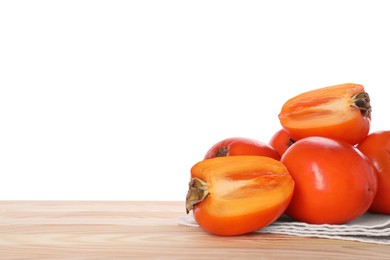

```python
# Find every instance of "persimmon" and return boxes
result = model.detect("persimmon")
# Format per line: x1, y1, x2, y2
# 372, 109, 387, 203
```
204, 137, 280, 160
186, 156, 294, 235
278, 83, 371, 145
357, 131, 390, 214
269, 129, 295, 157
281, 136, 377, 224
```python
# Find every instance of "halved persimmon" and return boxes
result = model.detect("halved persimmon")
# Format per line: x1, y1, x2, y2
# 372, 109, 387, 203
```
186, 156, 294, 236
278, 83, 371, 145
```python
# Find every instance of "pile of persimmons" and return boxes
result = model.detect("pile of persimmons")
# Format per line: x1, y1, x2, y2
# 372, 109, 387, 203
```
186, 83, 390, 236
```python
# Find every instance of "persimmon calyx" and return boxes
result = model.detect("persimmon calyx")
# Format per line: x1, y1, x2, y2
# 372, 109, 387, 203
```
215, 146, 228, 157
186, 177, 209, 214
352, 91, 371, 118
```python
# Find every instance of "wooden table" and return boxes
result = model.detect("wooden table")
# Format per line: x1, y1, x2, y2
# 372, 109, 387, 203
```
0, 201, 389, 259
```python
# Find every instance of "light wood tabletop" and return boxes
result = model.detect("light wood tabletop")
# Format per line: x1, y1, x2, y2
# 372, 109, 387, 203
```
0, 201, 389, 259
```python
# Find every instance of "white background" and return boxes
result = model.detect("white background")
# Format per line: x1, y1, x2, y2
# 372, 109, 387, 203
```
1, 1, 389, 200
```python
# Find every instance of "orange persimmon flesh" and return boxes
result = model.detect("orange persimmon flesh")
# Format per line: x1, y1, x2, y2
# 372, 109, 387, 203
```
186, 156, 294, 236
278, 83, 371, 145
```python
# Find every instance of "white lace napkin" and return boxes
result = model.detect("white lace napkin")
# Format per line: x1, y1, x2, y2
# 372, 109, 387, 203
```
177, 212, 390, 245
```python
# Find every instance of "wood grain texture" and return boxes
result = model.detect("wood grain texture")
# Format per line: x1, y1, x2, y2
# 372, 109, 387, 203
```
0, 201, 389, 259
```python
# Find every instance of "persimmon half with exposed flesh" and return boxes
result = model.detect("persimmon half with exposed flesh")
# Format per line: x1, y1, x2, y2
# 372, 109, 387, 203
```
186, 156, 294, 236
278, 83, 371, 145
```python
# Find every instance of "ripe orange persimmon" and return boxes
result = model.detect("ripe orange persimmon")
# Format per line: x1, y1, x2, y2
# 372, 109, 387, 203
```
281, 136, 377, 224
357, 131, 390, 214
268, 129, 295, 157
204, 137, 280, 160
186, 156, 294, 236
278, 83, 371, 145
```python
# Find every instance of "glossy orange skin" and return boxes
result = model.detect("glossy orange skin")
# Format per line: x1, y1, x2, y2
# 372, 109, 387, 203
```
204, 137, 280, 160
357, 131, 390, 214
191, 156, 294, 236
281, 136, 377, 224
283, 115, 370, 145
269, 129, 294, 157
194, 199, 290, 236
279, 83, 371, 145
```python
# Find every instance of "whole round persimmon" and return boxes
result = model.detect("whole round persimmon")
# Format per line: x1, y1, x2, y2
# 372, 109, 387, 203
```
204, 137, 280, 160
357, 131, 390, 214
281, 136, 377, 224
186, 156, 294, 236
268, 129, 295, 157
278, 83, 371, 145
